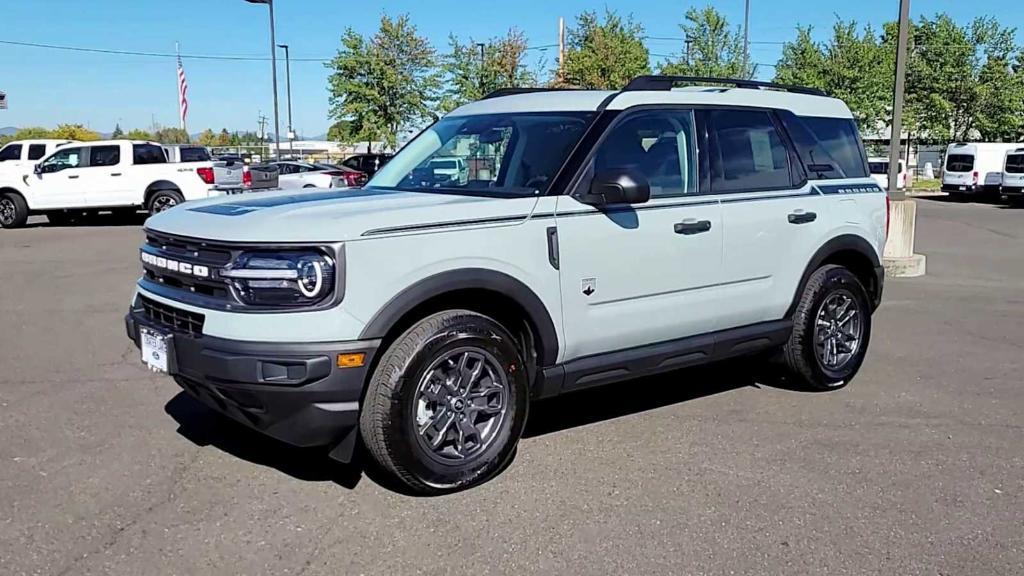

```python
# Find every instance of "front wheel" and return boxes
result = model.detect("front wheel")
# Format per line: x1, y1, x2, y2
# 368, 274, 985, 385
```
781, 265, 872, 390
147, 190, 184, 215
360, 310, 529, 495
0, 193, 29, 229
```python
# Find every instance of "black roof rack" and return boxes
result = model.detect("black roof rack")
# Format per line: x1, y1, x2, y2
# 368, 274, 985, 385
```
623, 75, 826, 97
482, 87, 581, 100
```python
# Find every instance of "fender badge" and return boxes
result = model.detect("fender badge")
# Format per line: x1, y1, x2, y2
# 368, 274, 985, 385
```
581, 278, 596, 296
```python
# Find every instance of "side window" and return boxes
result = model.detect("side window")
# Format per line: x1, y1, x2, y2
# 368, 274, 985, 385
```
179, 147, 210, 162
342, 157, 359, 170
40, 147, 83, 172
277, 163, 294, 175
89, 145, 121, 167
27, 144, 47, 160
132, 144, 166, 165
709, 109, 792, 193
785, 115, 868, 179
590, 110, 698, 197
0, 144, 22, 161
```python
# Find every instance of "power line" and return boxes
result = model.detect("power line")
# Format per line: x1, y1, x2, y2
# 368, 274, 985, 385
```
0, 39, 560, 63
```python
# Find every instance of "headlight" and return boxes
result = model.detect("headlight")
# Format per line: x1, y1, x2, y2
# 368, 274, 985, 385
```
221, 250, 335, 307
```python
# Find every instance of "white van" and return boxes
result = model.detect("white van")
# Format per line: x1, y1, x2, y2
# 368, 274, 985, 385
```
868, 157, 906, 190
1001, 148, 1024, 203
942, 142, 1019, 197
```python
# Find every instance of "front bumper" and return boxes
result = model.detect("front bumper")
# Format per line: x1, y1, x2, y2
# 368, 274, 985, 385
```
125, 304, 378, 449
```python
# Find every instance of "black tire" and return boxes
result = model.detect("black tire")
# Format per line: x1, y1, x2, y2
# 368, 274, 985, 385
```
781, 265, 872, 390
147, 189, 184, 215
360, 310, 529, 495
0, 192, 29, 229
303, 184, 316, 189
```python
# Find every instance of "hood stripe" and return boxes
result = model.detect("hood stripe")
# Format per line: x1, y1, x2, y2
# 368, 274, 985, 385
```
190, 188, 400, 216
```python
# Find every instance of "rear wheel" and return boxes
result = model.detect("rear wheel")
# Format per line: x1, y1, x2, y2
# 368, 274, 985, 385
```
781, 265, 872, 390
147, 190, 184, 215
360, 310, 529, 495
0, 193, 29, 229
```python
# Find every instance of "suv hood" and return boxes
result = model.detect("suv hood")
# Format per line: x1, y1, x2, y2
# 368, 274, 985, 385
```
145, 188, 540, 243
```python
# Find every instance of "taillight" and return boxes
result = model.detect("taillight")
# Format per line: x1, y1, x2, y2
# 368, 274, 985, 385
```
972, 171, 979, 185
344, 172, 365, 187
196, 167, 215, 185
242, 167, 252, 188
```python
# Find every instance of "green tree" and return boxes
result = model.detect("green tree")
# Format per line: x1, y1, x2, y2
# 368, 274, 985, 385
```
154, 127, 191, 144
660, 6, 752, 79
326, 13, 440, 149
125, 128, 153, 140
327, 119, 358, 143
111, 123, 124, 139
561, 9, 650, 89
216, 128, 231, 147
774, 20, 891, 131
439, 28, 536, 112
196, 128, 218, 146
12, 127, 53, 140
51, 124, 101, 141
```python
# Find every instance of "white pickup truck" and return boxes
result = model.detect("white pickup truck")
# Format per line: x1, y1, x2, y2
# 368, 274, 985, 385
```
0, 139, 78, 172
0, 139, 237, 228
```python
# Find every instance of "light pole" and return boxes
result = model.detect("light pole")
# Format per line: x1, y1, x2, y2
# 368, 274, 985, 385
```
246, 0, 281, 161
277, 43, 294, 158
887, 0, 911, 201
742, 0, 751, 77
476, 42, 486, 94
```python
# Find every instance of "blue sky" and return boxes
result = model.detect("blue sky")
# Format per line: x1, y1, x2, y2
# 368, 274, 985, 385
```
0, 0, 1015, 136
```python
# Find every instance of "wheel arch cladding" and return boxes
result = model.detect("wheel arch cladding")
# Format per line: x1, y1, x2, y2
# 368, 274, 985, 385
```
788, 234, 882, 317
359, 268, 559, 368
145, 181, 181, 200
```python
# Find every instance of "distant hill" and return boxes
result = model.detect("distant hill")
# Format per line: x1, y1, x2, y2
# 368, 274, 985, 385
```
0, 126, 17, 136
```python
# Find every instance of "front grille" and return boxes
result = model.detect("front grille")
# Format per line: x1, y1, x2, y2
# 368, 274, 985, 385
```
142, 231, 236, 302
139, 295, 205, 336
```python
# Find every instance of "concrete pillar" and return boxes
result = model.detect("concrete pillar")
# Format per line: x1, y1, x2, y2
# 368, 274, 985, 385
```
883, 199, 926, 277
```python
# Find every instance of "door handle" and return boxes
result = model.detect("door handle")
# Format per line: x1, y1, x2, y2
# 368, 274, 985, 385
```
111, 172, 122, 177
674, 219, 712, 235
67, 175, 80, 179
788, 211, 817, 224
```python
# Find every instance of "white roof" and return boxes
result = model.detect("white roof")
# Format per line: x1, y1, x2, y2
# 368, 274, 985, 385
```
3, 138, 78, 145
450, 86, 853, 119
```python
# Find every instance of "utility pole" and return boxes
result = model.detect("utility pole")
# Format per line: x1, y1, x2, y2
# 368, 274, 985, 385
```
277, 43, 294, 158
887, 0, 911, 202
685, 35, 694, 66
881, 0, 926, 278
557, 17, 565, 84
742, 0, 751, 78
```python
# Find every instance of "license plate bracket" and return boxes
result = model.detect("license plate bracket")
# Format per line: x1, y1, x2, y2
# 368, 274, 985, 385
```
140, 326, 172, 373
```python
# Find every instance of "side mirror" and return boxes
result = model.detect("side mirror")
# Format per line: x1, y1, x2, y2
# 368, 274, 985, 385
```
579, 169, 651, 206
33, 163, 43, 175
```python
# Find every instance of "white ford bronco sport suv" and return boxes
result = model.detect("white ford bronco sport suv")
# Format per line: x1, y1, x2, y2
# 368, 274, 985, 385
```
126, 76, 887, 494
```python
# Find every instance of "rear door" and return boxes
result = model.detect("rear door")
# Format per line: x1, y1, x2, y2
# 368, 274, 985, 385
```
556, 107, 724, 362
709, 108, 830, 329
84, 144, 130, 206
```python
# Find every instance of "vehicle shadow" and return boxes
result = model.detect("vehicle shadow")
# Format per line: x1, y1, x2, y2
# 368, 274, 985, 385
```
164, 360, 802, 495
916, 193, 1004, 205
22, 211, 147, 228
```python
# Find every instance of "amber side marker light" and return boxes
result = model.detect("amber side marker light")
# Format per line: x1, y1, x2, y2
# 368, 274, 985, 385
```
337, 353, 366, 368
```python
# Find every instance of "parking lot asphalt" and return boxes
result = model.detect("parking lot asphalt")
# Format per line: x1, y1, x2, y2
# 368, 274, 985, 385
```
1, 198, 1022, 576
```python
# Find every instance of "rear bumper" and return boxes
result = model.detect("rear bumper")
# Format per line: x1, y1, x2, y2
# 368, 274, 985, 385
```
125, 306, 378, 449
942, 183, 979, 193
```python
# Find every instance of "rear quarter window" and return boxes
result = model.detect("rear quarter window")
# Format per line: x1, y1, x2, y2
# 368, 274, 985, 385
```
28, 144, 47, 160
782, 114, 868, 179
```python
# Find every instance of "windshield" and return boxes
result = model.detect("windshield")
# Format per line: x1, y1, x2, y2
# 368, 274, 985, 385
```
1006, 154, 1024, 174
946, 153, 974, 172
368, 112, 594, 197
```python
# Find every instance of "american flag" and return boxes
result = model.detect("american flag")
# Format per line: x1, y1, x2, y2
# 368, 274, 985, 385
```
177, 55, 189, 128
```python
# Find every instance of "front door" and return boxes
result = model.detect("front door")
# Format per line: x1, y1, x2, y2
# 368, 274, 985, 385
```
555, 108, 724, 362
28, 146, 88, 209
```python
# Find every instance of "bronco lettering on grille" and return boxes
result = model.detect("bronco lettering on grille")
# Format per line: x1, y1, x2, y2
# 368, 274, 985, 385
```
140, 251, 210, 278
